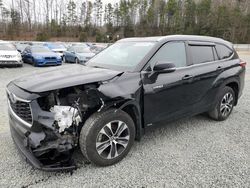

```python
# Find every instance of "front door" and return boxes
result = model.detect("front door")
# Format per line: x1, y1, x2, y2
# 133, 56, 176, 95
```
142, 41, 194, 125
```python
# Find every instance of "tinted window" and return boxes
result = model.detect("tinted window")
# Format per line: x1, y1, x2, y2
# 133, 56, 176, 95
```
216, 44, 233, 59
149, 42, 187, 68
190, 46, 214, 64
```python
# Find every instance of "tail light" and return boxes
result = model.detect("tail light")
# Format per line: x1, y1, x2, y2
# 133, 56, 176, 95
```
240, 59, 247, 67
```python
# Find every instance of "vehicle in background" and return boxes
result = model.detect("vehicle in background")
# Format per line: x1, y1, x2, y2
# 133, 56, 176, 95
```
90, 44, 108, 54
70, 42, 89, 48
0, 41, 23, 67
30, 42, 45, 46
43, 42, 67, 57
22, 45, 62, 67
15, 43, 29, 53
63, 45, 95, 64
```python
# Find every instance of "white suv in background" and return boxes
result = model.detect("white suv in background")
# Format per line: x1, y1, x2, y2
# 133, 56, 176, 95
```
0, 41, 23, 67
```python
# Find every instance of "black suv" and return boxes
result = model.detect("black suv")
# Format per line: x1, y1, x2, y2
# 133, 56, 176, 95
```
6, 35, 246, 171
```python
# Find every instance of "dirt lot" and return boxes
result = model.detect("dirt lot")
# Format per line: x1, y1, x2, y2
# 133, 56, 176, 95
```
0, 53, 249, 187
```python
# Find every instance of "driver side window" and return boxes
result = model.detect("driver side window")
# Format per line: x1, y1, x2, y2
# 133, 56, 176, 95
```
149, 42, 187, 69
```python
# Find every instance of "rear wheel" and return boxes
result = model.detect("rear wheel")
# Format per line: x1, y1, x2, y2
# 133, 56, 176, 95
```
208, 86, 235, 121
79, 109, 135, 166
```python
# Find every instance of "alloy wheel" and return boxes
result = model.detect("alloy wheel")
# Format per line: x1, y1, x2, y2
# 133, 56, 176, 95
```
220, 92, 234, 117
96, 120, 130, 159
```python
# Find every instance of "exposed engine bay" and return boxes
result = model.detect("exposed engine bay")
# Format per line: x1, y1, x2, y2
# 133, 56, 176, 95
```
32, 84, 103, 169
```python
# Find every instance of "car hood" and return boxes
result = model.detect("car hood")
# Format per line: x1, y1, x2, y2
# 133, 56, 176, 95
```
0, 50, 19, 56
33, 52, 59, 57
12, 64, 123, 93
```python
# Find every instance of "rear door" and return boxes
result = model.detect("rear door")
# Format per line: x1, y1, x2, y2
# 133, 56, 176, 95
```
183, 41, 223, 110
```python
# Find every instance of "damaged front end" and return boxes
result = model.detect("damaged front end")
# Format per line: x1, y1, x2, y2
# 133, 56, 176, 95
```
8, 83, 103, 171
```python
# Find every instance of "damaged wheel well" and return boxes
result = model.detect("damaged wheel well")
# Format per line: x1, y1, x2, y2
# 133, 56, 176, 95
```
120, 104, 143, 141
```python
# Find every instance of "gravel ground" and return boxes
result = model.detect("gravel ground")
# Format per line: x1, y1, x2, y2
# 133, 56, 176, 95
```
0, 53, 249, 188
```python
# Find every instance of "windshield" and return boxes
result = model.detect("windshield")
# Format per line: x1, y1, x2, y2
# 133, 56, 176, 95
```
86, 42, 155, 71
74, 46, 91, 53
0, 43, 16, 51
31, 46, 51, 53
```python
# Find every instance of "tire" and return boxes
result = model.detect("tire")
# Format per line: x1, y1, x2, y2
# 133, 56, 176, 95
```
62, 56, 67, 63
32, 58, 37, 67
208, 86, 236, 121
79, 109, 135, 166
75, 58, 79, 64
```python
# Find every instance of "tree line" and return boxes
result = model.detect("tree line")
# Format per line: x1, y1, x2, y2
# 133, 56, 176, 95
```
0, 0, 249, 43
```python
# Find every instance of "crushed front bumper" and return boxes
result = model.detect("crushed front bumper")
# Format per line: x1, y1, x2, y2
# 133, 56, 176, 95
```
7, 84, 77, 171
9, 110, 77, 171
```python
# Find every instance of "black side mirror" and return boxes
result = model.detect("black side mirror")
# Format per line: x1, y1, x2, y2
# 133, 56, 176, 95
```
153, 61, 176, 73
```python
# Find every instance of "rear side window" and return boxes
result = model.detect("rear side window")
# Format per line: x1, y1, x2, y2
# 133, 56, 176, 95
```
149, 42, 187, 68
216, 44, 233, 59
190, 45, 214, 64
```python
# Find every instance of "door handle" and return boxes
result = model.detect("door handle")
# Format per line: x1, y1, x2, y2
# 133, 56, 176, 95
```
182, 75, 193, 80
216, 66, 223, 71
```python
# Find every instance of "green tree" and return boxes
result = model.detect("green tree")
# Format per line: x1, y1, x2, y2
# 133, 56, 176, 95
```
67, 0, 77, 26
93, 0, 103, 27
9, 9, 21, 36
184, 0, 196, 34
196, 0, 212, 35
85, 1, 93, 26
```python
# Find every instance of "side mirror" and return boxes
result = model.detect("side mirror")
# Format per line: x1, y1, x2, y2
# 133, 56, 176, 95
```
153, 61, 176, 73
71, 51, 75, 54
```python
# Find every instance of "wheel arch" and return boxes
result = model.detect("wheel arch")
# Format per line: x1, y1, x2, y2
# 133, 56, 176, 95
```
221, 77, 240, 105
118, 101, 143, 141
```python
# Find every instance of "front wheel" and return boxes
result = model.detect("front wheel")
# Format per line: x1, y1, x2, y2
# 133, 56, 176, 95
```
208, 86, 236, 121
79, 109, 135, 166
31, 58, 37, 67
75, 58, 80, 64
62, 56, 67, 63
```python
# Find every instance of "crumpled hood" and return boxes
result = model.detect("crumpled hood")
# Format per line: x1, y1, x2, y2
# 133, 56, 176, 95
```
12, 64, 123, 93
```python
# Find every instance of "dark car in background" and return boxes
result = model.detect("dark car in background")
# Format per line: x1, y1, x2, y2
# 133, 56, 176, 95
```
6, 35, 245, 171
63, 45, 95, 64
22, 45, 62, 66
